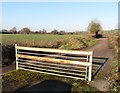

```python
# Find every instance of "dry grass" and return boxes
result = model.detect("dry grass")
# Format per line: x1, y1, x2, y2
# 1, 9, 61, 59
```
106, 32, 120, 91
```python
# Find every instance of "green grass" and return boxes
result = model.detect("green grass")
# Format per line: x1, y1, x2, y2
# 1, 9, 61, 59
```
2, 34, 97, 66
2, 34, 81, 45
2, 34, 96, 50
109, 60, 120, 91
2, 69, 97, 92
110, 60, 118, 74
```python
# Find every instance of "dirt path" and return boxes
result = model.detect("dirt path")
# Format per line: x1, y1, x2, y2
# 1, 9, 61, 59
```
83, 38, 114, 75
82, 38, 114, 91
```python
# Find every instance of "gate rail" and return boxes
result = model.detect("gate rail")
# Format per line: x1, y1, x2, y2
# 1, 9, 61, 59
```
15, 44, 93, 81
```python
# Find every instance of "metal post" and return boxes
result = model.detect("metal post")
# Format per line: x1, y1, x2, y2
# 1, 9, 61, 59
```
86, 56, 89, 62
88, 52, 93, 81
85, 66, 88, 80
86, 56, 89, 80
15, 44, 18, 70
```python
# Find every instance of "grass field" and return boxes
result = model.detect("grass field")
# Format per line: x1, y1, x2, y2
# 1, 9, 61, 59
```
2, 34, 96, 49
2, 34, 81, 45
2, 34, 96, 65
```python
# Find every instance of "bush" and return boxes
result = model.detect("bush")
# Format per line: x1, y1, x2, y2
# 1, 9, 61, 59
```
88, 20, 102, 36
57, 36, 96, 50
2, 45, 15, 66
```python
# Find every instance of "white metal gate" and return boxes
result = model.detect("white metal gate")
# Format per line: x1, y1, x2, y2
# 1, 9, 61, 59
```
15, 44, 93, 81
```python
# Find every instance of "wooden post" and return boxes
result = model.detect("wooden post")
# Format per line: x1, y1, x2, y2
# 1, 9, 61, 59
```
88, 52, 93, 81
15, 44, 18, 70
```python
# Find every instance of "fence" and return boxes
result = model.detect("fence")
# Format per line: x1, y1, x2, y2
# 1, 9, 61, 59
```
15, 44, 93, 81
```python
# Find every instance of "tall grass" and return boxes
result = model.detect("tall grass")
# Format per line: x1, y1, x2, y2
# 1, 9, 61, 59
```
107, 32, 120, 91
2, 34, 81, 45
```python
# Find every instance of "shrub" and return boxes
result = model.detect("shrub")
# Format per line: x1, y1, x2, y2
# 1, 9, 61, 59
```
87, 20, 102, 38
57, 36, 96, 50
2, 45, 15, 66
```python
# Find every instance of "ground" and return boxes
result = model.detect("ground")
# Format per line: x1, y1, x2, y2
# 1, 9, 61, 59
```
82, 38, 114, 91
83, 37, 114, 76
1, 37, 115, 91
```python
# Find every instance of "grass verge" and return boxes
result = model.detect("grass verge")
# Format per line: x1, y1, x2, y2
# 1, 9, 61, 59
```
107, 33, 120, 91
2, 69, 97, 92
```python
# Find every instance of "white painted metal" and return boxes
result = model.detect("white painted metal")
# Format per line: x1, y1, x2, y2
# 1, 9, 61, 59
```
86, 56, 89, 62
85, 66, 88, 80
19, 67, 86, 80
17, 54, 91, 66
16, 46, 93, 56
18, 64, 86, 77
18, 51, 87, 60
18, 59, 86, 70
15, 44, 18, 70
88, 54, 93, 81
18, 61, 86, 73
15, 44, 93, 81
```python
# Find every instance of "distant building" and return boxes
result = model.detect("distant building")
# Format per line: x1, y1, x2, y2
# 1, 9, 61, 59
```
0, 29, 13, 34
